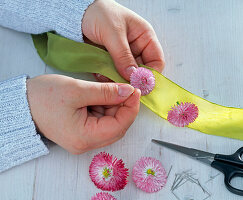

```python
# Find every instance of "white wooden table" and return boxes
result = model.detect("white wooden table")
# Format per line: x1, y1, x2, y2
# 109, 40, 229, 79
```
1, 0, 243, 199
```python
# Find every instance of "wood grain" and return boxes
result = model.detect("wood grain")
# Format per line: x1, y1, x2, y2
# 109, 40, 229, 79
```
0, 0, 243, 199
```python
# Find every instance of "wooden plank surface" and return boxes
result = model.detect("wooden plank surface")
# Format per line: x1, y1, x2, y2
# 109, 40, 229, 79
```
1, 0, 243, 199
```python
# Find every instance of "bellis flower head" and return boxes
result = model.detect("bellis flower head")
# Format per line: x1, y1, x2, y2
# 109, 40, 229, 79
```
130, 67, 155, 96
91, 192, 116, 200
167, 102, 199, 127
89, 152, 129, 192
132, 157, 167, 193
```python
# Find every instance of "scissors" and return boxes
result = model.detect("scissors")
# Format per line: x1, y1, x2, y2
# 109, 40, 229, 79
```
152, 139, 243, 196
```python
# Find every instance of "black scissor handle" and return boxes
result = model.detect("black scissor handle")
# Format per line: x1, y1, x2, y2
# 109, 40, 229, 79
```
211, 160, 243, 196
211, 147, 243, 196
214, 147, 243, 167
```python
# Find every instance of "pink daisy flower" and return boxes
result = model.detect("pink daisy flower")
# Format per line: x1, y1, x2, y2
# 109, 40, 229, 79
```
89, 152, 129, 192
91, 192, 116, 200
130, 67, 155, 96
167, 102, 199, 127
132, 157, 167, 193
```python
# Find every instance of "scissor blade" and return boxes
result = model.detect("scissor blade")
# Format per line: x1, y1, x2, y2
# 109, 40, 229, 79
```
152, 139, 215, 166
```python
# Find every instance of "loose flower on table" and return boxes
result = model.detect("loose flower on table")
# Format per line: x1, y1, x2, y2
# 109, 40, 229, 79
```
89, 152, 129, 192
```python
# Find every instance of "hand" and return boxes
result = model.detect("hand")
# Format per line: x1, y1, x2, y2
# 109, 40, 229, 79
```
27, 75, 140, 154
82, 0, 165, 81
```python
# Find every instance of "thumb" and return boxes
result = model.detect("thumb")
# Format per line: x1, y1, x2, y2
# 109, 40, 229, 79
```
104, 33, 137, 81
78, 81, 135, 106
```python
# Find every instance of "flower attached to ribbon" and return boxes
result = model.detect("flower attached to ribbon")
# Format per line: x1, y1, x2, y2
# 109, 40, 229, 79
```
130, 67, 155, 96
167, 102, 199, 127
91, 192, 116, 200
132, 157, 167, 193
89, 152, 129, 191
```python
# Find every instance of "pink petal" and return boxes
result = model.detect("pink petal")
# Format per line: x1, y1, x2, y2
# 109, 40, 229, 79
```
91, 192, 116, 200
167, 102, 199, 127
130, 67, 155, 96
89, 152, 129, 192
132, 157, 167, 193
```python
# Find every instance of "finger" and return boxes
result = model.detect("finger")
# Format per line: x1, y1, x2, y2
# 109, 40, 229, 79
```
76, 81, 135, 106
114, 88, 141, 128
129, 28, 165, 72
139, 37, 165, 72
85, 88, 141, 144
90, 105, 121, 117
105, 105, 120, 117
104, 32, 138, 81
89, 110, 103, 118
86, 131, 125, 151
89, 106, 105, 115
88, 106, 105, 118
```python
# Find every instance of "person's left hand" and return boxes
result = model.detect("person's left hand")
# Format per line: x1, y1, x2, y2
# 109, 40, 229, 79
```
82, 0, 165, 81
27, 74, 140, 154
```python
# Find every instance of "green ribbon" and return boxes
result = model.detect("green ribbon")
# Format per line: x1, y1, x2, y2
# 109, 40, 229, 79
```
32, 32, 243, 140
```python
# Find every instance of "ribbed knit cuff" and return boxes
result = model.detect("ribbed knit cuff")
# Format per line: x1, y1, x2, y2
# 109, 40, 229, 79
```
0, 75, 49, 173
53, 0, 95, 42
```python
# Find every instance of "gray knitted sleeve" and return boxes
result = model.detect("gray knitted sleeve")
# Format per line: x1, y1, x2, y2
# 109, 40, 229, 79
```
0, 75, 49, 173
0, 0, 95, 172
0, 0, 95, 42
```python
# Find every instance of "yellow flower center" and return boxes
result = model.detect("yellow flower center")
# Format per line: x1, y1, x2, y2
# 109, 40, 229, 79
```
102, 167, 111, 179
146, 168, 155, 176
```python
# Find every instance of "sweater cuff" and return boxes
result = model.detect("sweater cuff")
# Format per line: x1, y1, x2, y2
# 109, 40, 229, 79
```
0, 75, 49, 173
53, 0, 95, 42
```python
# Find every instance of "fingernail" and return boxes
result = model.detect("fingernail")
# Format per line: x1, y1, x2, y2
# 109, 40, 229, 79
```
118, 84, 134, 97
126, 66, 137, 78
135, 88, 141, 96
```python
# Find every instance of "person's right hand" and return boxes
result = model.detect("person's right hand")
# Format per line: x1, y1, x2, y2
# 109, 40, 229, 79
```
82, 0, 165, 82
27, 74, 140, 154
